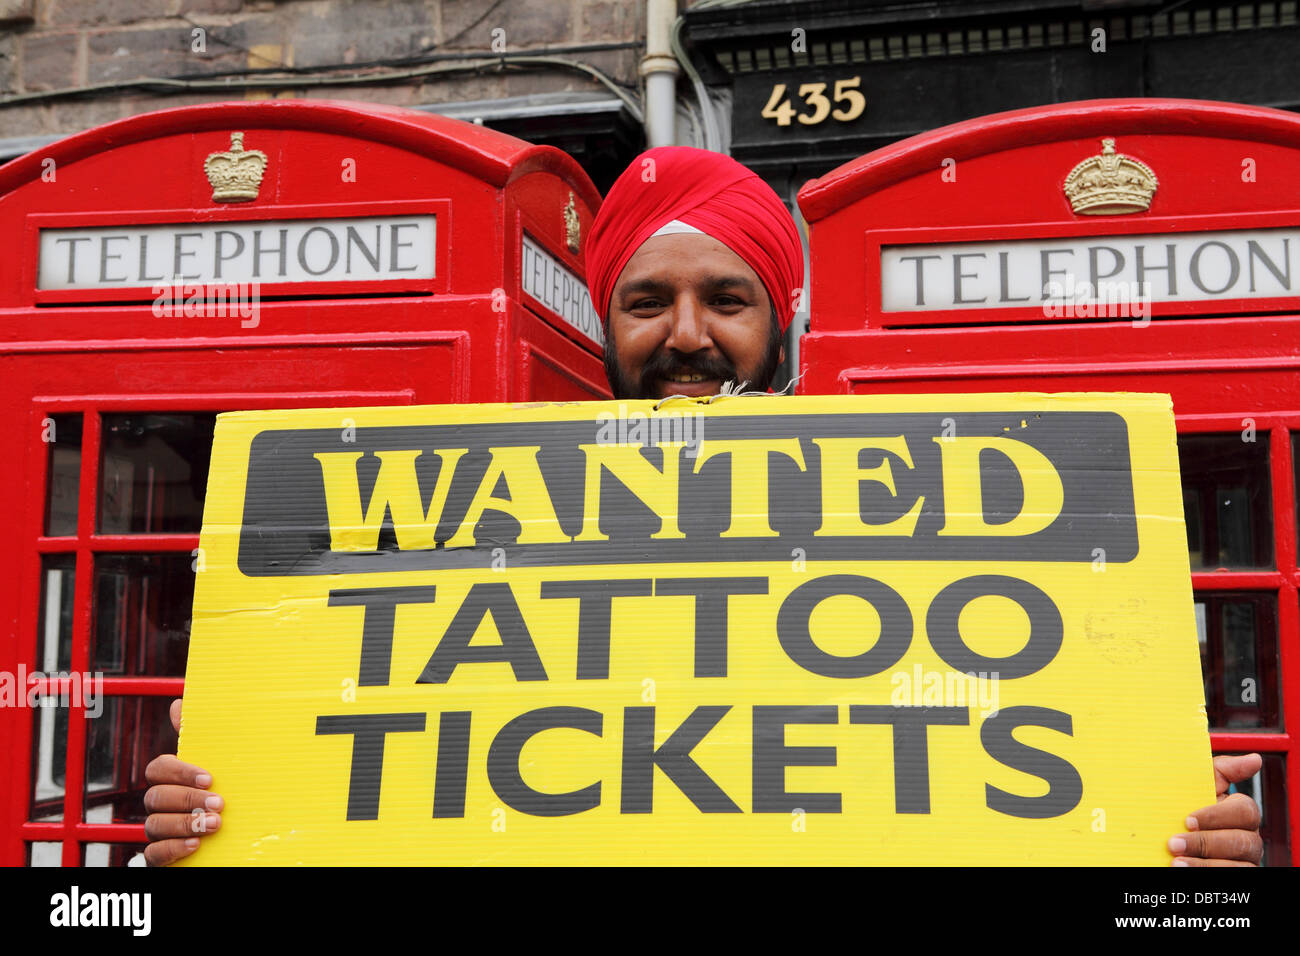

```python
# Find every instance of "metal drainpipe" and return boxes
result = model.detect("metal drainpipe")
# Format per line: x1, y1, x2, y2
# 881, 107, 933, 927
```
642, 0, 681, 147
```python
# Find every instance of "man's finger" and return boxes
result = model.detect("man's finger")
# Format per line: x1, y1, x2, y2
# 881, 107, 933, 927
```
169, 698, 183, 735
144, 753, 212, 789
144, 811, 221, 842
143, 784, 224, 815
1172, 857, 1257, 867
1169, 828, 1263, 865
1212, 753, 1262, 795
144, 837, 200, 867
1189, 791, 1260, 832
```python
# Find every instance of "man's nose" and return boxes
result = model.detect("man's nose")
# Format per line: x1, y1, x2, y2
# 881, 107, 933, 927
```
663, 295, 713, 353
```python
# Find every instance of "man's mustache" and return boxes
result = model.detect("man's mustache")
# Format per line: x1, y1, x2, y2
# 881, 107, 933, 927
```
639, 351, 737, 393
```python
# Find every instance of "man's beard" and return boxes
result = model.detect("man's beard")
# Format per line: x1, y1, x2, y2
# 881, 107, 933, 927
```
603, 309, 784, 400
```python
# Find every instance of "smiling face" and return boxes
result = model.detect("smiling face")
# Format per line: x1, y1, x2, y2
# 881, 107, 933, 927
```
603, 233, 785, 401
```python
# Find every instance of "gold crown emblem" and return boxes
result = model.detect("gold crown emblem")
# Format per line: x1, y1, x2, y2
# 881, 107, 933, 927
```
563, 192, 581, 253
1063, 138, 1157, 215
203, 132, 268, 203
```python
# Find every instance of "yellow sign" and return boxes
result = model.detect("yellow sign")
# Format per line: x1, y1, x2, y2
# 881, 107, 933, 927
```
178, 393, 1211, 865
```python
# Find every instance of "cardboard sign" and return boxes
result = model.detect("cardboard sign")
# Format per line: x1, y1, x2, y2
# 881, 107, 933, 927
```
178, 393, 1212, 865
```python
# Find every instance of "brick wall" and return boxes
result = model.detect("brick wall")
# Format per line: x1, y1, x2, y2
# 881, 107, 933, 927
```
0, 0, 646, 137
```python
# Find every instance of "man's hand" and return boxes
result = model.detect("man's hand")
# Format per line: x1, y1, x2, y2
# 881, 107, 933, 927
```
143, 699, 222, 866
1168, 753, 1263, 866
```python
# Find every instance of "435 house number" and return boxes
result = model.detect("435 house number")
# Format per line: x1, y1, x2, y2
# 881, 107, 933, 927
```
760, 76, 866, 126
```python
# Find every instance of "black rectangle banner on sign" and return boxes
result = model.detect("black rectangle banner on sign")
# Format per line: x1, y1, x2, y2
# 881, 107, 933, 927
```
234, 410, 1136, 576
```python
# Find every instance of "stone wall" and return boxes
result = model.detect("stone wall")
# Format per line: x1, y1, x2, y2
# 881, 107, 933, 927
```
0, 0, 646, 137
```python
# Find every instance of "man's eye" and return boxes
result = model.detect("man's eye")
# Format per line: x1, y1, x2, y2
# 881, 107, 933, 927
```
712, 295, 745, 308
630, 298, 665, 311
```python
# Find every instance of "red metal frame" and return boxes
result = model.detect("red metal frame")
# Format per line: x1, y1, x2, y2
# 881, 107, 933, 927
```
797, 98, 1300, 222
16, 388, 416, 865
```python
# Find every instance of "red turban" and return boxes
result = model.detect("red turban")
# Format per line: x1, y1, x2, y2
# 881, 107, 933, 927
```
584, 147, 804, 331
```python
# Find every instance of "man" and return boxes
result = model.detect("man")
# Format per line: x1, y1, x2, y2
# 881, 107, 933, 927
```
585, 146, 802, 401
144, 146, 1263, 866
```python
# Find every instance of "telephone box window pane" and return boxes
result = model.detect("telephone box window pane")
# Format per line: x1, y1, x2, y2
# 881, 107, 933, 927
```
1294, 435, 1300, 552
1177, 434, 1272, 569
28, 694, 67, 823
1221, 602, 1259, 709
82, 843, 148, 867
85, 695, 120, 797
1183, 489, 1202, 566
38, 554, 75, 673
92, 553, 193, 677
98, 414, 215, 534
1196, 592, 1280, 729
1220, 752, 1290, 867
83, 696, 177, 824
26, 843, 63, 866
44, 413, 82, 536
1215, 487, 1254, 567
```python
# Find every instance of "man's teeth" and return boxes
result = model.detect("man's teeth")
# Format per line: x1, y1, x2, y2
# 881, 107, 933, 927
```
665, 372, 709, 383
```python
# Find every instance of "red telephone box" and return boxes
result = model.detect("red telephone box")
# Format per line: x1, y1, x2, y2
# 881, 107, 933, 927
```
798, 98, 1300, 864
0, 99, 606, 867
